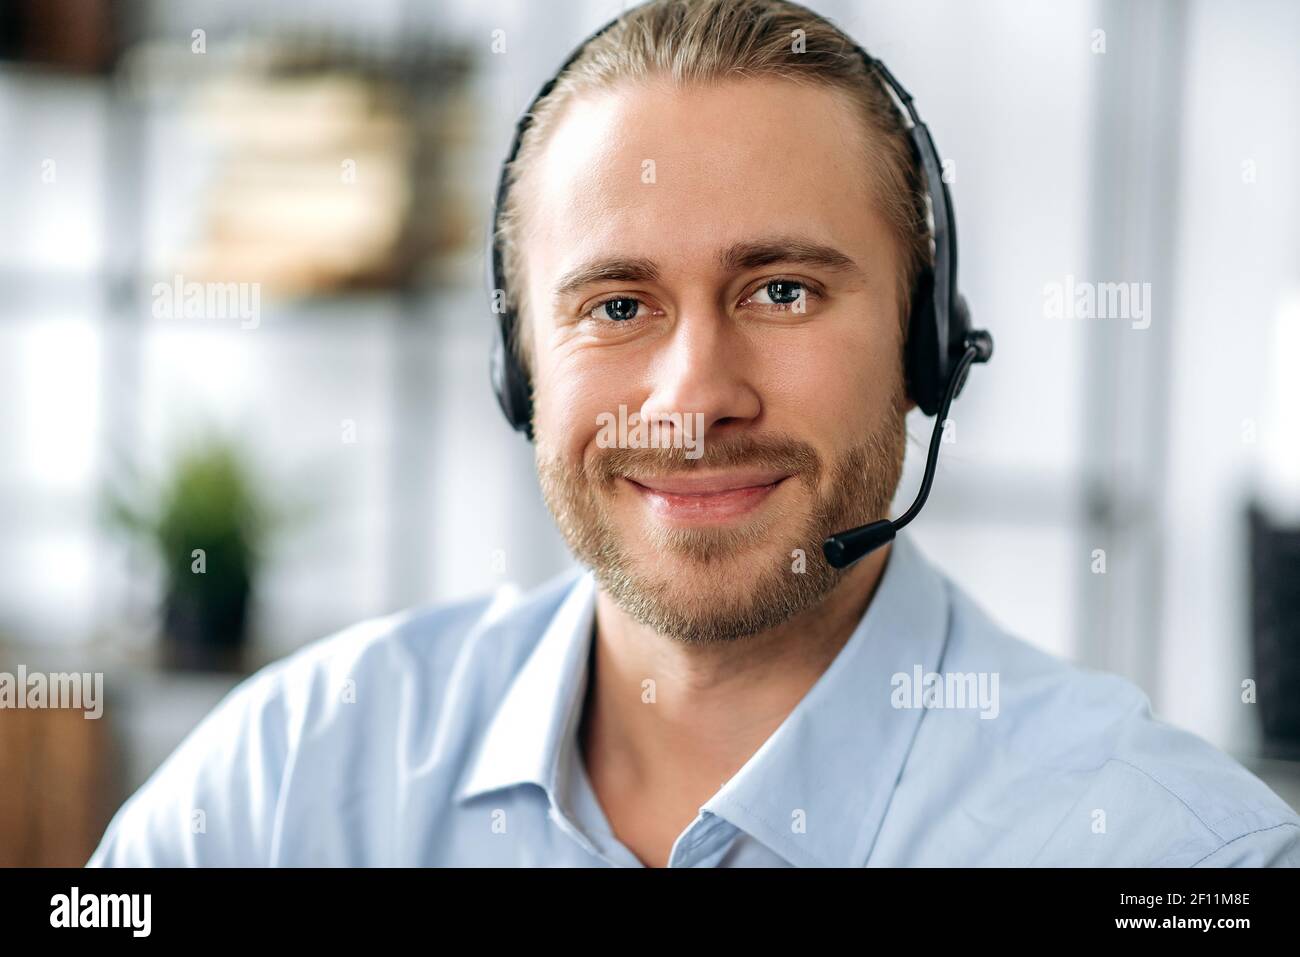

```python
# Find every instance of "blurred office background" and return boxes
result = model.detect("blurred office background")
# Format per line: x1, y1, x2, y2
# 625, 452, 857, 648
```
1, 0, 1298, 864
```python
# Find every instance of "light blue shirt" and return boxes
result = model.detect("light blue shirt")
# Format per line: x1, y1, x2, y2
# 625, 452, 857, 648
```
88, 533, 1300, 867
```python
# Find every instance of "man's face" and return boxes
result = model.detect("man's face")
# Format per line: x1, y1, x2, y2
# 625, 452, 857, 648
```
522, 76, 909, 643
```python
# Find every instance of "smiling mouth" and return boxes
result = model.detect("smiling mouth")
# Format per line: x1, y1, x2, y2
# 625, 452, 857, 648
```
623, 470, 792, 524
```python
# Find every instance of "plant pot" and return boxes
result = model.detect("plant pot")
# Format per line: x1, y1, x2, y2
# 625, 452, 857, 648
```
161, 582, 251, 673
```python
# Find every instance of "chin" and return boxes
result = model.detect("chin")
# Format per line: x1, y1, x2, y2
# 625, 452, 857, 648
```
594, 525, 842, 645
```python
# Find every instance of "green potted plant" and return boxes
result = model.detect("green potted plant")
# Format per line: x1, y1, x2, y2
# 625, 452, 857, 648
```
105, 434, 274, 672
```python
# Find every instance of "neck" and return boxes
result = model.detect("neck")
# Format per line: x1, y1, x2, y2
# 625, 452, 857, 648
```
580, 543, 891, 798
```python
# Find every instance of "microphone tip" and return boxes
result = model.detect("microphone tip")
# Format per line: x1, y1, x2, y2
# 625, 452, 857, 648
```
822, 519, 897, 570
822, 537, 849, 569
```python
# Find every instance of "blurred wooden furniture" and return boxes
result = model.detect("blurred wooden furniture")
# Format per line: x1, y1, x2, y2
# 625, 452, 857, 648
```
0, 706, 115, 867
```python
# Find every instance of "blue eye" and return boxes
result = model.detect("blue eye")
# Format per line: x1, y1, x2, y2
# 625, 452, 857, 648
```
752, 280, 805, 308
595, 297, 640, 322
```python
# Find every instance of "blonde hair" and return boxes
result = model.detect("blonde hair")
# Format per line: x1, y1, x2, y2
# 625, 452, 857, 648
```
495, 0, 932, 374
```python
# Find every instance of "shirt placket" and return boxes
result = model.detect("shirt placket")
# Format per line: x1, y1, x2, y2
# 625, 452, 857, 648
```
666, 812, 737, 867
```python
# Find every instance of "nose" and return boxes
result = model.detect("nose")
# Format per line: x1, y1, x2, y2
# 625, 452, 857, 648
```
638, 307, 761, 440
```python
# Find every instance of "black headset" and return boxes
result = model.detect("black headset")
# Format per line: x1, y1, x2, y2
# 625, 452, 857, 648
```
487, 5, 993, 570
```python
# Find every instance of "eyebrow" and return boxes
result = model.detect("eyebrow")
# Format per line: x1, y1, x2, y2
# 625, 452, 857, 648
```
553, 257, 660, 301
551, 235, 860, 302
720, 236, 859, 275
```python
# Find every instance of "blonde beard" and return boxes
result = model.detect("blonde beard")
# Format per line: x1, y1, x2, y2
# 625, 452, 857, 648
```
536, 405, 906, 644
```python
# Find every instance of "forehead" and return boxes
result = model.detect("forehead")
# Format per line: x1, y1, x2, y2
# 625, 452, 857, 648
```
522, 76, 889, 298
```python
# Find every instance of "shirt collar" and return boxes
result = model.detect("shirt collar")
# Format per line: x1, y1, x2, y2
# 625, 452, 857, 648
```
703, 533, 952, 866
455, 570, 597, 806
455, 533, 951, 867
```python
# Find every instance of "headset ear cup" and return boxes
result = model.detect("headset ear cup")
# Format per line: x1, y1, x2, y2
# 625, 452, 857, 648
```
953, 292, 971, 335
490, 316, 534, 437
950, 293, 974, 400
904, 266, 943, 416
510, 361, 534, 440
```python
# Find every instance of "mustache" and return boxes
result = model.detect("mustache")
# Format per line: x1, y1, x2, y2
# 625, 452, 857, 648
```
584, 433, 822, 485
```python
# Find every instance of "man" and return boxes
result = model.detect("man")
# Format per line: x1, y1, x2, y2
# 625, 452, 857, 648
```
90, 0, 1299, 867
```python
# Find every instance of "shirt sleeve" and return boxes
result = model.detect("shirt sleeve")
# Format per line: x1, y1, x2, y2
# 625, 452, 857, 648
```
86, 666, 291, 867
1191, 822, 1300, 867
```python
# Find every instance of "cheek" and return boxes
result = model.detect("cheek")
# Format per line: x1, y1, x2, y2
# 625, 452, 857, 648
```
532, 344, 636, 460
750, 315, 902, 443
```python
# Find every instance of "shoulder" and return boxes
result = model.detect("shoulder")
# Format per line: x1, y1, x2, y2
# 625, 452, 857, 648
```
255, 575, 569, 717
188, 572, 576, 761
242, 564, 585, 712
87, 569, 583, 866
911, 573, 1300, 866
